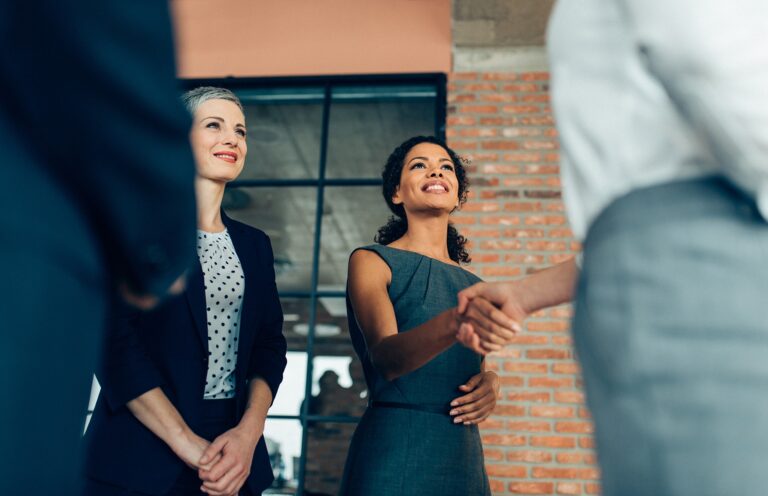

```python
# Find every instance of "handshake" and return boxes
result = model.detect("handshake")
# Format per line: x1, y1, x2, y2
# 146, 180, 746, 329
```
454, 281, 527, 355
454, 258, 578, 354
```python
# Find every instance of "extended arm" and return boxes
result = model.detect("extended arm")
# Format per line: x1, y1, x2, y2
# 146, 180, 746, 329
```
456, 257, 578, 354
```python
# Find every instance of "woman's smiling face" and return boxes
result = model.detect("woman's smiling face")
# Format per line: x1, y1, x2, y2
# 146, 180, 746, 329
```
391, 142, 460, 216
190, 98, 248, 183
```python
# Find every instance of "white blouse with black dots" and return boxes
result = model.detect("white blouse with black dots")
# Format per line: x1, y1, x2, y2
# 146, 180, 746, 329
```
196, 229, 244, 400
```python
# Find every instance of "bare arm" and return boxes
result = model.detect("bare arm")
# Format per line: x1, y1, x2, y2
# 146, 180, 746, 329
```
348, 249, 462, 381
456, 257, 578, 354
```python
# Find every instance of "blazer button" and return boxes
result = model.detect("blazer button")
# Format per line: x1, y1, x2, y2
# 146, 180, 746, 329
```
203, 357, 209, 364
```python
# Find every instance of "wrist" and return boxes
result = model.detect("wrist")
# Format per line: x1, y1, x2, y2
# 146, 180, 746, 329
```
236, 413, 266, 442
167, 425, 194, 455
509, 281, 532, 316
447, 307, 461, 337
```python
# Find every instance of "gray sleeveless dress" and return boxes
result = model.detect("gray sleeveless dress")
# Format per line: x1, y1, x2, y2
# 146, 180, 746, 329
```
339, 245, 491, 496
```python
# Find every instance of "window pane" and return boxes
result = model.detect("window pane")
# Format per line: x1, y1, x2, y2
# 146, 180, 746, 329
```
318, 186, 392, 290
269, 298, 311, 416
236, 88, 324, 180
309, 299, 368, 417
304, 422, 358, 496
224, 187, 316, 292
326, 85, 436, 179
263, 418, 303, 494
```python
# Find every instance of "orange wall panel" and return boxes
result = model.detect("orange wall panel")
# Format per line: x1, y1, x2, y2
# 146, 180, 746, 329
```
172, 0, 451, 78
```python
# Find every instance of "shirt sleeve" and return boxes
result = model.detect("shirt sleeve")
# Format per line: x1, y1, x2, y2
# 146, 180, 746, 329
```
620, 0, 768, 218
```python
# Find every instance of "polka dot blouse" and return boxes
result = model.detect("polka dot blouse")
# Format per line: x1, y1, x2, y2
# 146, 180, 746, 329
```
196, 229, 244, 400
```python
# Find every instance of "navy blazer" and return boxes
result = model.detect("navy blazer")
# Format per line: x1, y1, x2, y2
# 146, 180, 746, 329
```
84, 213, 287, 495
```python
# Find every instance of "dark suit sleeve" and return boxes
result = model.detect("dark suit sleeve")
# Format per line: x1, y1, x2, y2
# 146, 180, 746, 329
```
4, 0, 197, 297
248, 234, 288, 401
96, 299, 166, 412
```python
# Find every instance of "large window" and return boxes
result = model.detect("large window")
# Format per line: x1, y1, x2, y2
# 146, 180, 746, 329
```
189, 75, 446, 495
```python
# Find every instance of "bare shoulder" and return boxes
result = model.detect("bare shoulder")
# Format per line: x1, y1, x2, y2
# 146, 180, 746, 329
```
348, 248, 391, 288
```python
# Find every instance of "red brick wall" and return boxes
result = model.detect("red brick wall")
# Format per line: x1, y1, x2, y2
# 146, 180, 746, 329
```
446, 72, 600, 496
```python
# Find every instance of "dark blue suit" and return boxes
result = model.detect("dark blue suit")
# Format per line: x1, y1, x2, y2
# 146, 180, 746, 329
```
84, 214, 287, 495
0, 0, 196, 493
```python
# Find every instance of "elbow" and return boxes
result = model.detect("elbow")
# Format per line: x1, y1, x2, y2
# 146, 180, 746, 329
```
369, 347, 404, 382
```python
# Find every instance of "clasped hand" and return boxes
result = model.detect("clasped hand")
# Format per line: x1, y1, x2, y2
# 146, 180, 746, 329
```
195, 426, 259, 496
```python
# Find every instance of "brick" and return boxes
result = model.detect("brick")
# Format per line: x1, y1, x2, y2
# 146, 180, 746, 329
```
555, 391, 585, 404
451, 72, 479, 81
483, 73, 519, 81
507, 450, 553, 463
532, 467, 600, 479
507, 421, 551, 433
526, 348, 572, 360
483, 164, 522, 174
482, 434, 527, 446
504, 362, 548, 374
531, 406, 575, 418
529, 377, 574, 388
521, 72, 550, 81
530, 436, 576, 449
552, 362, 581, 374
495, 404, 527, 416
502, 83, 541, 92
489, 479, 505, 493
585, 483, 601, 494
507, 391, 550, 402
509, 482, 555, 494
481, 93, 520, 103
482, 140, 522, 150
556, 452, 587, 464
486, 464, 527, 478
503, 105, 542, 114
556, 422, 594, 434
446, 115, 477, 126
506, 335, 548, 345
579, 437, 596, 449
479, 419, 506, 431
461, 105, 499, 114
528, 321, 570, 332
556, 482, 581, 494
448, 93, 477, 103
484, 448, 505, 461
464, 83, 499, 91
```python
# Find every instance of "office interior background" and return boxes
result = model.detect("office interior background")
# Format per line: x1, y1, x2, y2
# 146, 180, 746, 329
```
87, 1, 595, 494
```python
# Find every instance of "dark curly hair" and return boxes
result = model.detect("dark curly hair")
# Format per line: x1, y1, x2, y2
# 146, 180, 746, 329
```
375, 136, 471, 264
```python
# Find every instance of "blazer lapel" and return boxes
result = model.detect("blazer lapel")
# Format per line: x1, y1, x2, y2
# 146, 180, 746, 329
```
222, 213, 259, 363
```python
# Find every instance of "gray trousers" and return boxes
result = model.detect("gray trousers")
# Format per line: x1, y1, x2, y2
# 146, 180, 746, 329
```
574, 177, 768, 496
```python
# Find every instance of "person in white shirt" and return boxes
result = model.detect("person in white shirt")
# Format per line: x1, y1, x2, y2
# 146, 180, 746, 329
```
455, 1, 768, 495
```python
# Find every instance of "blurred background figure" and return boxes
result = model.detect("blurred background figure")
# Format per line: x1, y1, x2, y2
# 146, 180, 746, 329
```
458, 1, 768, 495
0, 0, 197, 493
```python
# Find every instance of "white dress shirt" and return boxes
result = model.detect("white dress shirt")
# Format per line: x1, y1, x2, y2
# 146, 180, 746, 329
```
547, 0, 768, 240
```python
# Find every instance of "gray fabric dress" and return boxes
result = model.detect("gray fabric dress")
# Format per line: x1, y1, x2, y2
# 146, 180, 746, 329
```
339, 245, 491, 496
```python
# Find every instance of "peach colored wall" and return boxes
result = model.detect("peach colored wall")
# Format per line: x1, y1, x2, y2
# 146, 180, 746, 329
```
171, 0, 451, 78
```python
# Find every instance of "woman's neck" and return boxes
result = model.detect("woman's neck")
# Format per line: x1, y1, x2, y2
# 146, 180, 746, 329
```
195, 177, 226, 232
389, 212, 453, 263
